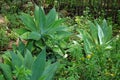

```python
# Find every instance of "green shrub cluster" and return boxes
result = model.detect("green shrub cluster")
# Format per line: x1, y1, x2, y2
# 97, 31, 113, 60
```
0, 4, 120, 80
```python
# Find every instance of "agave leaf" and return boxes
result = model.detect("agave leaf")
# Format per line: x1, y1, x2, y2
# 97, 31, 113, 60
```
20, 32, 41, 40
17, 40, 26, 55
14, 28, 28, 35
46, 8, 57, 27
11, 51, 22, 68
0, 63, 13, 80
102, 19, 112, 42
42, 62, 59, 80
31, 48, 46, 80
16, 51, 24, 63
26, 41, 34, 52
28, 31, 41, 40
20, 32, 30, 39
96, 22, 104, 45
34, 5, 40, 30
81, 30, 93, 54
89, 21, 98, 44
39, 6, 46, 34
20, 13, 36, 31
45, 19, 65, 34
24, 49, 34, 69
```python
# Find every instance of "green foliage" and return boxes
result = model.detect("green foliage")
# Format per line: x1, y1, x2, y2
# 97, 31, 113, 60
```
17, 5, 70, 56
0, 63, 12, 80
55, 19, 120, 80
1, 48, 59, 80
1, 1, 120, 80
79, 19, 113, 54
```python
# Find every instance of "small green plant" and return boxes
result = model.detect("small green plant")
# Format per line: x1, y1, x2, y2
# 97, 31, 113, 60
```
76, 19, 120, 79
0, 48, 59, 80
79, 19, 113, 55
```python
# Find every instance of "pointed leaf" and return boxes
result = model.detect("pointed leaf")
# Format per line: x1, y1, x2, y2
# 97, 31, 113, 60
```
11, 51, 22, 67
96, 22, 104, 45
45, 19, 65, 34
31, 48, 46, 80
39, 7, 46, 33
46, 8, 57, 26
0, 63, 13, 80
20, 32, 30, 39
28, 31, 41, 40
14, 28, 28, 35
42, 62, 59, 80
89, 21, 98, 44
20, 13, 36, 31
24, 49, 34, 69
20, 32, 41, 40
102, 19, 112, 42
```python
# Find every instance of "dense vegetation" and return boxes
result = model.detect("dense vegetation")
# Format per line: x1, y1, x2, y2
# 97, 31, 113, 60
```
0, 0, 120, 80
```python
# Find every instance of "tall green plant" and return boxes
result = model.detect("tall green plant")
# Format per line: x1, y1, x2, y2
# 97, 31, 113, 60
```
79, 19, 113, 55
17, 5, 69, 54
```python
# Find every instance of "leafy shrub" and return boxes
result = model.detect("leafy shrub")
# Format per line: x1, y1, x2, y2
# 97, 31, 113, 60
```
0, 48, 59, 80
16, 5, 70, 57
55, 19, 120, 80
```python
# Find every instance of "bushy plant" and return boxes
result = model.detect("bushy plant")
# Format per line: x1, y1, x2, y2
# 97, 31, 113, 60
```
77, 19, 120, 79
0, 47, 59, 80
55, 19, 120, 80
16, 5, 70, 57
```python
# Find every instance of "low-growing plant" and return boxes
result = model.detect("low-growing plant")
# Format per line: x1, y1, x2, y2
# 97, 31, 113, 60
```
0, 47, 59, 80
54, 19, 120, 80
77, 19, 120, 79
16, 5, 70, 57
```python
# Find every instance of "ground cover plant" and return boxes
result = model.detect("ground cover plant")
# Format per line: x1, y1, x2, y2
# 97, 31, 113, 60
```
0, 1, 120, 80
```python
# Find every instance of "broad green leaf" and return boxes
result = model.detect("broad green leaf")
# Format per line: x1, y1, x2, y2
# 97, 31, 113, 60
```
16, 40, 26, 55
20, 13, 36, 31
11, 51, 22, 68
20, 32, 30, 39
96, 22, 104, 45
39, 7, 46, 34
26, 41, 34, 52
14, 28, 28, 35
16, 51, 24, 63
28, 32, 41, 40
81, 31, 93, 54
31, 48, 46, 80
20, 32, 41, 40
0, 63, 13, 80
102, 19, 112, 42
46, 8, 57, 26
34, 5, 40, 30
42, 62, 59, 80
45, 19, 65, 34
24, 49, 34, 69
89, 21, 98, 44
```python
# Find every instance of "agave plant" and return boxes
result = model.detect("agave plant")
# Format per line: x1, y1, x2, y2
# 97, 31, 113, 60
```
16, 5, 70, 55
0, 48, 59, 80
79, 19, 113, 55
